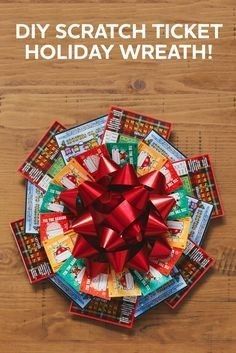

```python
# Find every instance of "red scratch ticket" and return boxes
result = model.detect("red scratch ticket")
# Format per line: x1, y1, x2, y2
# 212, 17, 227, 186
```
80, 272, 110, 300
40, 212, 73, 242
18, 121, 65, 191
184, 155, 223, 218
165, 239, 215, 308
102, 106, 172, 143
160, 160, 183, 193
69, 296, 137, 328
10, 219, 53, 284
75, 144, 109, 177
150, 248, 183, 276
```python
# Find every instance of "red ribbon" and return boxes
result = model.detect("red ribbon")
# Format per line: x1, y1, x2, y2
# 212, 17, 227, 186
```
60, 155, 176, 277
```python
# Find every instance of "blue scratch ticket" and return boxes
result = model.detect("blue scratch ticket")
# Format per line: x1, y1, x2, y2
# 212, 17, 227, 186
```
55, 115, 108, 164
135, 267, 187, 317
25, 181, 43, 234
188, 196, 213, 245
144, 130, 186, 162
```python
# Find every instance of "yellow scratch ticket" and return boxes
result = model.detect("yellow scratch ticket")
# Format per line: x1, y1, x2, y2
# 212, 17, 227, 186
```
166, 217, 192, 249
53, 158, 93, 189
108, 268, 141, 297
137, 142, 167, 176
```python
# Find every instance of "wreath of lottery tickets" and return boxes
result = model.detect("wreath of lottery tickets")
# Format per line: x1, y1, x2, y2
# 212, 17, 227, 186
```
11, 106, 223, 329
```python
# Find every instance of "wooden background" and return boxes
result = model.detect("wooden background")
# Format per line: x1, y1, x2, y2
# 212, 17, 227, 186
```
0, 1, 235, 353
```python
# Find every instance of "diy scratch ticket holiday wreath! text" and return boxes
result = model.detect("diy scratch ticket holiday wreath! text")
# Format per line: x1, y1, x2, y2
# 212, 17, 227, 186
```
11, 106, 223, 328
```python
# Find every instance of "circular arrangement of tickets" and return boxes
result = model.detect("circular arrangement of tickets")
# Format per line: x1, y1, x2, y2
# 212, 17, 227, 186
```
11, 106, 223, 328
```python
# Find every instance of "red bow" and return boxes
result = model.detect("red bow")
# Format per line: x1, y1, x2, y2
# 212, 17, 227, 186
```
60, 156, 176, 277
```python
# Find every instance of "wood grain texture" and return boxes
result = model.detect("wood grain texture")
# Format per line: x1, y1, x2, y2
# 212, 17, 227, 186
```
0, 1, 235, 353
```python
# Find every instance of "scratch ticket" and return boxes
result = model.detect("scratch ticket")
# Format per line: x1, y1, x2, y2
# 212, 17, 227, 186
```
168, 188, 190, 220
43, 233, 74, 272
10, 219, 53, 284
102, 106, 172, 143
187, 196, 213, 245
40, 212, 73, 242
18, 121, 65, 191
107, 142, 138, 168
144, 130, 186, 162
137, 141, 167, 176
150, 248, 183, 276
167, 217, 192, 249
131, 266, 172, 296
24, 181, 43, 235
135, 267, 187, 317
108, 269, 141, 297
69, 296, 137, 328
172, 160, 194, 195
40, 183, 66, 213
75, 144, 109, 176
165, 240, 215, 308
53, 158, 92, 189
80, 272, 110, 300
160, 160, 183, 193
185, 155, 224, 218
55, 115, 108, 164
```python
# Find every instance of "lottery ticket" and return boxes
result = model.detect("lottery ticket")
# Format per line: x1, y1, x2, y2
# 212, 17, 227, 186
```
10, 219, 53, 283
168, 188, 190, 220
172, 160, 194, 195
160, 160, 183, 193
107, 142, 138, 168
56, 256, 87, 294
131, 266, 172, 296
185, 155, 224, 218
166, 217, 192, 249
173, 155, 223, 218
40, 183, 66, 213
53, 158, 92, 189
18, 121, 65, 191
108, 269, 141, 297
69, 296, 137, 328
135, 267, 187, 317
55, 115, 108, 163
80, 272, 110, 300
166, 239, 215, 308
150, 248, 183, 276
39, 212, 72, 242
43, 233, 74, 272
75, 144, 109, 176
137, 141, 167, 176
24, 181, 43, 234
187, 196, 213, 245
102, 106, 172, 143
144, 130, 186, 162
